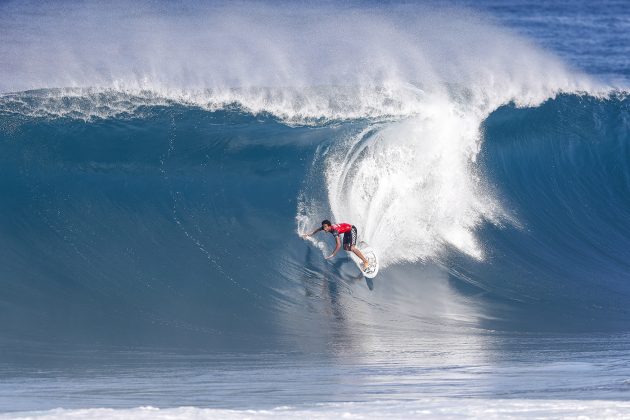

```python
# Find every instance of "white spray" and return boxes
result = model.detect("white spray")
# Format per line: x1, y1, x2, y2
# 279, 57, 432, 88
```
1, 1, 604, 266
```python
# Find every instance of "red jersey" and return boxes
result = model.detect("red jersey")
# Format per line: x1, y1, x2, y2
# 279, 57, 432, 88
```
330, 223, 352, 237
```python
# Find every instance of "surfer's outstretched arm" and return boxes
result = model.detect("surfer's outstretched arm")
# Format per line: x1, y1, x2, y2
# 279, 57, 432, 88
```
325, 237, 341, 259
302, 227, 322, 238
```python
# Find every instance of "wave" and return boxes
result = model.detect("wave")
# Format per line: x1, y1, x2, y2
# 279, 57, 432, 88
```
1, 92, 629, 346
1, 2, 629, 348
474, 94, 630, 311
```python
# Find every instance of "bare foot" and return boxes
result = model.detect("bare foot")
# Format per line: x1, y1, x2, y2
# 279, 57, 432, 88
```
362, 260, 370, 270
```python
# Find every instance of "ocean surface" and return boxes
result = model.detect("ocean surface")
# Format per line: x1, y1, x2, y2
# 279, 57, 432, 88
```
1, 0, 629, 418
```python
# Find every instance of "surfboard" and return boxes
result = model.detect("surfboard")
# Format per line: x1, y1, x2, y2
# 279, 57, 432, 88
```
350, 242, 379, 278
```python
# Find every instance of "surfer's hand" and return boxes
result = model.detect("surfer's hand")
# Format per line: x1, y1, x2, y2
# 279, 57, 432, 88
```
301, 234, 309, 239
325, 255, 333, 260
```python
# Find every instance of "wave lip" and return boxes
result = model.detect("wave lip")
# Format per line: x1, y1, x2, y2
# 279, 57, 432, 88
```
1, 2, 604, 112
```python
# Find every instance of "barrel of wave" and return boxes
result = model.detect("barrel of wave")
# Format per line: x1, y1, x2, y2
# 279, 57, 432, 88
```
324, 107, 508, 269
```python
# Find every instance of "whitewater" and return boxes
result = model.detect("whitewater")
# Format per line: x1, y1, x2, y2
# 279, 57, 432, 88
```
1, 0, 630, 418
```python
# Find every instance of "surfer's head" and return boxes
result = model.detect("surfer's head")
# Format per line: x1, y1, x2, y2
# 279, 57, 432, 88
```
321, 220, 332, 232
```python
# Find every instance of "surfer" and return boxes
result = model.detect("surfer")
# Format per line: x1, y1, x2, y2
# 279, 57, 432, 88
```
302, 220, 370, 270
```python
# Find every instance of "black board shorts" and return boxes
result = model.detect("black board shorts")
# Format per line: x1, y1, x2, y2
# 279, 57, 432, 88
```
343, 226, 357, 250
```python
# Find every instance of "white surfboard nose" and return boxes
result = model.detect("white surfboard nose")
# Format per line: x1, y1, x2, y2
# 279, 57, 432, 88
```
353, 245, 379, 278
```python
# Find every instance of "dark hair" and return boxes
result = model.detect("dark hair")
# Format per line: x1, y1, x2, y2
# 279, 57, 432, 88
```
321, 219, 332, 227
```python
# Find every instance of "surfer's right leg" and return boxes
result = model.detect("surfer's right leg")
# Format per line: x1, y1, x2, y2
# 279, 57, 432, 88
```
344, 227, 369, 269
350, 245, 370, 269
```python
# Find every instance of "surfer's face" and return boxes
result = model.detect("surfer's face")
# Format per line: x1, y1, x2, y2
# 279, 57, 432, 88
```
322, 225, 331, 232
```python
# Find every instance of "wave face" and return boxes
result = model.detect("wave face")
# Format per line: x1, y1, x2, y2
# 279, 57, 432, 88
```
1, 92, 629, 349
457, 94, 630, 330
1, 1, 629, 350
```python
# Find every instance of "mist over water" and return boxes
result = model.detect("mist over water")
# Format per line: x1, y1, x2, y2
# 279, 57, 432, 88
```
0, 1, 599, 112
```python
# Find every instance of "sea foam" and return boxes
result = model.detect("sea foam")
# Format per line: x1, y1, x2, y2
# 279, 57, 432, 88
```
4, 399, 630, 420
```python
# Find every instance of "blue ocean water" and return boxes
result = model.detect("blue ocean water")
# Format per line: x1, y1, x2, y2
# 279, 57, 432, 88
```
0, 0, 629, 418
